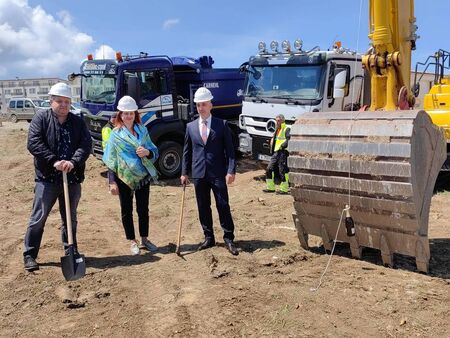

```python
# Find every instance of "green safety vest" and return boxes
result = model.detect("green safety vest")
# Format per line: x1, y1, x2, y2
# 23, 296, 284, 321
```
273, 122, 290, 152
102, 125, 113, 150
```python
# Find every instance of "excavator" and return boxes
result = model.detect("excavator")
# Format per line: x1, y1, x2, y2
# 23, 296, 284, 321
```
288, 0, 446, 273
413, 49, 450, 170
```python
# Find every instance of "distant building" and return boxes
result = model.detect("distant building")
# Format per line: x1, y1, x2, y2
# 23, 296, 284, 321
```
0, 77, 81, 112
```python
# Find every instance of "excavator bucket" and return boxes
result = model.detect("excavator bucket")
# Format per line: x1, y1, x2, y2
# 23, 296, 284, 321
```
289, 110, 446, 273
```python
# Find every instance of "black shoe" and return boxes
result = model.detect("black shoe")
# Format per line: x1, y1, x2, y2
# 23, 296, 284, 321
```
262, 189, 276, 193
24, 255, 39, 271
197, 238, 215, 251
224, 240, 239, 256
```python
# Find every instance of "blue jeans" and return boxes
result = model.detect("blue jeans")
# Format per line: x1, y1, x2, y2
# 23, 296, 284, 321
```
23, 181, 81, 259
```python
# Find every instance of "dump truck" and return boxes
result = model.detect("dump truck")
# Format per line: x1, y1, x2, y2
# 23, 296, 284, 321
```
413, 49, 450, 170
75, 53, 244, 178
288, 0, 446, 273
238, 40, 368, 161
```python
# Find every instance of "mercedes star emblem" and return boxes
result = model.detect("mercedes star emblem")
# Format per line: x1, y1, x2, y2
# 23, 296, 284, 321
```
266, 119, 276, 133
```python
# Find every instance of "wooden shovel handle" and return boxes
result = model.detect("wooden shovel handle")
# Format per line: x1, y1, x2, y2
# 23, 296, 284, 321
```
62, 172, 74, 246
176, 184, 186, 254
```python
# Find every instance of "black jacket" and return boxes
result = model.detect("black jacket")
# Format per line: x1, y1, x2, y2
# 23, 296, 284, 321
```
27, 109, 92, 183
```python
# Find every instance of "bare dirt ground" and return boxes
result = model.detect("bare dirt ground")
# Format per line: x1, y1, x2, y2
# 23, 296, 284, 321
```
0, 121, 449, 337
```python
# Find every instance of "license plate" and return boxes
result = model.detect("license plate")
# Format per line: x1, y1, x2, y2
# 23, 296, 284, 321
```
258, 154, 271, 162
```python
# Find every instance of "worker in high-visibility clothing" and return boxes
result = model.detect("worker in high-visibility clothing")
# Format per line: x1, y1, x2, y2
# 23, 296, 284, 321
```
101, 113, 117, 151
263, 114, 290, 194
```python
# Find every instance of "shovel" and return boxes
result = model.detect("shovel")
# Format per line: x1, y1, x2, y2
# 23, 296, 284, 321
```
175, 184, 186, 255
60, 171, 86, 281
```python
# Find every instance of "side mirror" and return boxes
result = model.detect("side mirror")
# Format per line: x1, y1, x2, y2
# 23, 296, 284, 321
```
239, 62, 249, 73
68, 73, 76, 81
333, 70, 347, 98
67, 73, 89, 81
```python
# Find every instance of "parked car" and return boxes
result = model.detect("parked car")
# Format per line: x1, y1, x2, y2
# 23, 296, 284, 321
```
7, 98, 46, 123
71, 101, 81, 116
39, 100, 50, 108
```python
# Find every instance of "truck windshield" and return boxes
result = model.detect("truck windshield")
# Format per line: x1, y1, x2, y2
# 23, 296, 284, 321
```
245, 65, 325, 100
82, 75, 116, 104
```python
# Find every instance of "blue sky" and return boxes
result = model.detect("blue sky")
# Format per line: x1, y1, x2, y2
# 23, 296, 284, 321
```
1, 0, 448, 79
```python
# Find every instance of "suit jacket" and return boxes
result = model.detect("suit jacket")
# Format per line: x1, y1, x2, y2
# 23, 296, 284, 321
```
182, 116, 236, 179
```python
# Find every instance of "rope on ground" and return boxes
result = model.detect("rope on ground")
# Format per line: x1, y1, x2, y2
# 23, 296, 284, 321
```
310, 207, 346, 292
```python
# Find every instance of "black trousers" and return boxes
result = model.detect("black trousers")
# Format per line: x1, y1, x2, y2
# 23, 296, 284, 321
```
116, 178, 150, 240
266, 150, 289, 181
193, 177, 235, 241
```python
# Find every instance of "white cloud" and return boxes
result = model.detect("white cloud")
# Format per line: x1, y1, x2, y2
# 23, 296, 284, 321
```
57, 10, 73, 27
162, 18, 180, 30
0, 0, 95, 79
94, 45, 116, 60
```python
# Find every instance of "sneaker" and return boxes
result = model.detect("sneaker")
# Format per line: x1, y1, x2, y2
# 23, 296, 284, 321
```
140, 238, 158, 252
24, 255, 39, 271
130, 241, 140, 255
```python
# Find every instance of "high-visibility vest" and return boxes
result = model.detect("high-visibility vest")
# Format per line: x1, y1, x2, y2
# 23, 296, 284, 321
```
273, 122, 290, 152
102, 125, 113, 150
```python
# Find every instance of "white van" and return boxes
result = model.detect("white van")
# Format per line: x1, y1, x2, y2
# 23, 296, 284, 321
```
7, 98, 45, 123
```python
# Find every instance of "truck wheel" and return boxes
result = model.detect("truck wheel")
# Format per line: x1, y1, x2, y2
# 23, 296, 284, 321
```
157, 141, 182, 178
10, 114, 18, 123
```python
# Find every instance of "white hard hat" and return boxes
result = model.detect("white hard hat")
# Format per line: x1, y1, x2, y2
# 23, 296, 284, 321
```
117, 95, 138, 112
194, 87, 214, 103
48, 82, 72, 99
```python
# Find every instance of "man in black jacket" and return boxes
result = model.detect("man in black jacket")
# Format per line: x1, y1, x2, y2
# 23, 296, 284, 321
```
23, 83, 92, 271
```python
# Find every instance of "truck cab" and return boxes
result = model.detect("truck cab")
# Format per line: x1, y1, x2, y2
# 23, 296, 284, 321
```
79, 53, 244, 178
238, 40, 368, 161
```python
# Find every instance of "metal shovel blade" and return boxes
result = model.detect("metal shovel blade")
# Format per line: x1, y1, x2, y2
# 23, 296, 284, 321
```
61, 245, 86, 281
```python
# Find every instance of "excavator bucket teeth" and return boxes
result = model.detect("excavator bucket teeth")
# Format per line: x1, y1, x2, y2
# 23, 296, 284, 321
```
288, 110, 446, 273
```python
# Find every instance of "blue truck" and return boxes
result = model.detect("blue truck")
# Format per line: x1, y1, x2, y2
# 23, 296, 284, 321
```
76, 53, 244, 178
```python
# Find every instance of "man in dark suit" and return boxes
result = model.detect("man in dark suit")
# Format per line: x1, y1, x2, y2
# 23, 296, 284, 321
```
181, 87, 238, 256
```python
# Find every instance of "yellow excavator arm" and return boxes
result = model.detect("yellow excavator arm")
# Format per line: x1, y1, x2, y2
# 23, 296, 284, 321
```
288, 0, 446, 273
363, 0, 417, 110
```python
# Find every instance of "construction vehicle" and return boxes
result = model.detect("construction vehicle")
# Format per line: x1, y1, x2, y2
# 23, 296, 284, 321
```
75, 53, 244, 178
413, 49, 450, 169
238, 40, 368, 161
288, 0, 446, 273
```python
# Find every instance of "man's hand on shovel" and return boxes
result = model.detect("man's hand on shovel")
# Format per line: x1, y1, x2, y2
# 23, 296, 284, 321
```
180, 175, 190, 185
54, 160, 74, 172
